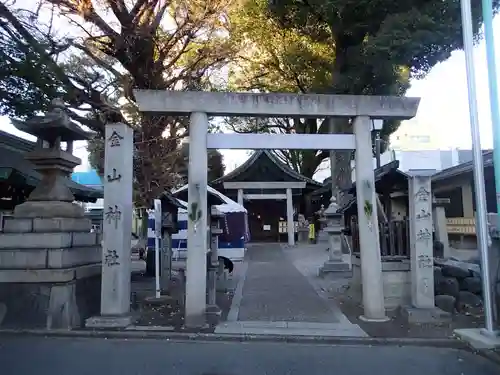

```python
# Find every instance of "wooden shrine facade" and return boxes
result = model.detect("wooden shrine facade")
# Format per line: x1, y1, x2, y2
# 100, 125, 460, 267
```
211, 150, 321, 245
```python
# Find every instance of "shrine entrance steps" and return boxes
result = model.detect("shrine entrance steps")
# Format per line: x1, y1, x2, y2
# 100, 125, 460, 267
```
215, 243, 367, 337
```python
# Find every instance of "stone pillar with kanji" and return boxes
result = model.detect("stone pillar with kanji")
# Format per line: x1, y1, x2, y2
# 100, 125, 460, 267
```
402, 170, 450, 323
86, 121, 134, 328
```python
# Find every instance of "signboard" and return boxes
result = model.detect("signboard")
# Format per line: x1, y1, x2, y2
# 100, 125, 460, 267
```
263, 224, 271, 231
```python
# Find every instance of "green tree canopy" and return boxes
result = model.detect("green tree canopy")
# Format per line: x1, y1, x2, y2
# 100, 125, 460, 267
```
227, 0, 498, 192
1, 0, 234, 207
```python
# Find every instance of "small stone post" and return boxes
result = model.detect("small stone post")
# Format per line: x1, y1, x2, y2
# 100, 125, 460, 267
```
432, 197, 450, 259
161, 229, 173, 292
286, 187, 295, 246
206, 206, 224, 317
319, 197, 349, 275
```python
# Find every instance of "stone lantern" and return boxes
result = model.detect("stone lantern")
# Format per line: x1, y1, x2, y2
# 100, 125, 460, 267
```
319, 196, 349, 275
11, 99, 92, 218
206, 206, 224, 318
0, 99, 101, 329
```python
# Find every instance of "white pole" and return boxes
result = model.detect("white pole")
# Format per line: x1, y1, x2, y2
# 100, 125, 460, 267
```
460, 0, 496, 334
154, 199, 162, 299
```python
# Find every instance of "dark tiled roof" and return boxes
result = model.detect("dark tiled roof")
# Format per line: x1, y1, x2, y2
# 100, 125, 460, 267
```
432, 150, 494, 182
157, 191, 186, 210
212, 150, 321, 187
311, 160, 406, 197
0, 130, 102, 201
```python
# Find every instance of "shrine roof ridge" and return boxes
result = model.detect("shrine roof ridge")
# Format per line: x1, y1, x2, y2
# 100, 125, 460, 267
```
134, 90, 420, 119
211, 150, 321, 187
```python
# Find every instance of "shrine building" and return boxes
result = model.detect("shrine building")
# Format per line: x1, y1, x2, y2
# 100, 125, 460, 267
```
211, 150, 321, 244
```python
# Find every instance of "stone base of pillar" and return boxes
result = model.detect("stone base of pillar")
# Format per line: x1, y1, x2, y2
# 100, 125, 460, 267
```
358, 314, 391, 323
297, 229, 309, 244
85, 314, 134, 329
205, 304, 222, 327
399, 305, 451, 324
319, 260, 350, 277
0, 216, 101, 329
0, 271, 101, 329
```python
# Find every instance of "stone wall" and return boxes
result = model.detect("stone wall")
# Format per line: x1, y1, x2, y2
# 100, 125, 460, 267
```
350, 255, 411, 310
434, 259, 483, 315
0, 216, 102, 329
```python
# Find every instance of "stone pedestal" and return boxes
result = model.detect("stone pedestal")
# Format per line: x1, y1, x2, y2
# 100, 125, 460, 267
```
206, 207, 224, 320
402, 170, 450, 323
319, 198, 349, 276
0, 217, 101, 329
297, 227, 309, 244
86, 122, 134, 329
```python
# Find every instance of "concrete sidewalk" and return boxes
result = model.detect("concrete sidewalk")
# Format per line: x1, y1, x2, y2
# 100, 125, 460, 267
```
216, 243, 366, 337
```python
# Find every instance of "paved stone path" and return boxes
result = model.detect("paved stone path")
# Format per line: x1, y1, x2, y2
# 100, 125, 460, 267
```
216, 243, 366, 336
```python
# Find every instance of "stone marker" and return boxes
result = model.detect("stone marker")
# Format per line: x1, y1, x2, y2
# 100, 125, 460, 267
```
402, 170, 450, 323
86, 121, 133, 328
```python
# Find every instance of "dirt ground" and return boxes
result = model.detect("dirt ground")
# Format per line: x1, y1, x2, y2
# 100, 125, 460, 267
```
130, 269, 234, 333
332, 284, 485, 339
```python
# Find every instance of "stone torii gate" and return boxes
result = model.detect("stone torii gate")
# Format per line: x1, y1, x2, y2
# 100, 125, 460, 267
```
134, 90, 420, 327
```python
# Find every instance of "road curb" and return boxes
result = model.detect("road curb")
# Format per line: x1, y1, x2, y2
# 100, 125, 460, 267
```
473, 348, 500, 366
0, 328, 469, 348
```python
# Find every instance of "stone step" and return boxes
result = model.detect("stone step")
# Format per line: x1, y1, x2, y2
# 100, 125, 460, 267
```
215, 320, 368, 337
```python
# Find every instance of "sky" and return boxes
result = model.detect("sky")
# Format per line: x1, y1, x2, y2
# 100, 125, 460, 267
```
2, 7, 500, 180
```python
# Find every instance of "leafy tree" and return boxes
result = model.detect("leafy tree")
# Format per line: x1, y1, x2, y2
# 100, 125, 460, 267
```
1, 0, 234, 208
228, 0, 498, 196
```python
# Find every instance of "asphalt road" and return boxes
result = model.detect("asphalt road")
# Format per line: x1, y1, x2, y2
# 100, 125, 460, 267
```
0, 336, 498, 375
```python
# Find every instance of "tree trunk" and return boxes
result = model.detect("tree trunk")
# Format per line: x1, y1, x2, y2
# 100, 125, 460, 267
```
329, 118, 354, 207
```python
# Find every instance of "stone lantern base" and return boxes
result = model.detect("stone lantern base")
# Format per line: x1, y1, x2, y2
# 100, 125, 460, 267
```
0, 216, 101, 329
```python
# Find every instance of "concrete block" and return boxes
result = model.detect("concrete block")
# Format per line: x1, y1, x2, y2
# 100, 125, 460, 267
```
319, 261, 351, 278
400, 305, 452, 324
0, 275, 101, 329
454, 328, 500, 349
33, 217, 92, 233
85, 314, 134, 328
2, 218, 33, 233
72, 232, 98, 247
0, 249, 47, 269
0, 264, 100, 283
47, 246, 101, 269
0, 232, 72, 250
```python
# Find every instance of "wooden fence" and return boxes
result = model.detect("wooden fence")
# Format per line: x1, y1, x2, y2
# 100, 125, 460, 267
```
350, 217, 410, 258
